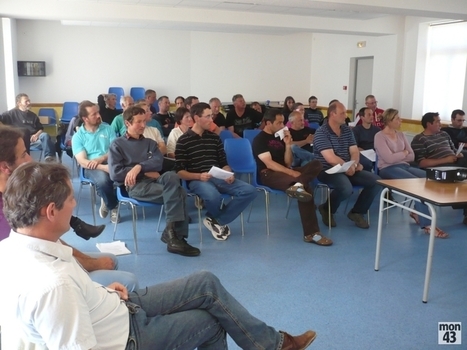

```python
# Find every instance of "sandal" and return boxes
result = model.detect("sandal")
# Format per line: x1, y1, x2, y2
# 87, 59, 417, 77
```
409, 212, 420, 225
304, 232, 333, 246
422, 226, 449, 239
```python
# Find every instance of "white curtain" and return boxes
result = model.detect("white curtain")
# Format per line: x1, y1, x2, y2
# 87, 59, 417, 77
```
423, 22, 467, 121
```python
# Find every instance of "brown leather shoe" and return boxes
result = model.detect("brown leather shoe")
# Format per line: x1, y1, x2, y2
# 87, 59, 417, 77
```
280, 330, 317, 350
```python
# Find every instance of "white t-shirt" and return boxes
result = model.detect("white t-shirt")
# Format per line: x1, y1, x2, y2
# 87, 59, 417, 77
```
0, 232, 129, 350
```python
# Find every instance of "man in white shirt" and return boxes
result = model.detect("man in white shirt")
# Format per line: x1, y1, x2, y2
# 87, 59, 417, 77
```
0, 161, 317, 350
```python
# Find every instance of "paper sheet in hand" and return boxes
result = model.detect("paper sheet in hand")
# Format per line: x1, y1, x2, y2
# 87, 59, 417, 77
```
208, 166, 234, 180
360, 149, 376, 162
348, 116, 360, 127
274, 126, 289, 140
456, 143, 465, 156
96, 241, 131, 255
325, 160, 355, 174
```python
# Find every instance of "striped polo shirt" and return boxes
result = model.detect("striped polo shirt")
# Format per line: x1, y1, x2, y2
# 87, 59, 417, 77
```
313, 123, 356, 170
174, 129, 228, 173
411, 131, 456, 163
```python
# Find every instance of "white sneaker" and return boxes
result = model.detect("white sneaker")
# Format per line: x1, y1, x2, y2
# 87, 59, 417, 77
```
44, 156, 56, 163
99, 198, 109, 218
110, 208, 120, 224
221, 225, 231, 238
203, 217, 227, 241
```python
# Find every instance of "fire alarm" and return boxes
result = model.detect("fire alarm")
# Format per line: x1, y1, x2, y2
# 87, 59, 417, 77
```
343, 86, 347, 90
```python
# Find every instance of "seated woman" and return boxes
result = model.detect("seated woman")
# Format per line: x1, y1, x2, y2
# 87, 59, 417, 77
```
374, 108, 448, 238
166, 107, 194, 158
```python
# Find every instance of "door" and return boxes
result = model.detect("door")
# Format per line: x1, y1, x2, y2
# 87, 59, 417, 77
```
351, 57, 374, 117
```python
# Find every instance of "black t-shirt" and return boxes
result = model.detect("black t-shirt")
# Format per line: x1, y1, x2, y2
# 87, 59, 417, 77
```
441, 126, 467, 149
289, 127, 315, 153
252, 131, 286, 172
155, 112, 175, 137
213, 113, 227, 128
226, 107, 263, 137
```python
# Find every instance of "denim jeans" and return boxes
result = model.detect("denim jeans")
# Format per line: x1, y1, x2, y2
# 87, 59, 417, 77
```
128, 173, 189, 238
359, 154, 374, 172
188, 178, 257, 226
379, 163, 433, 228
125, 271, 283, 349
30, 132, 56, 158
317, 169, 381, 214
85, 252, 139, 292
84, 168, 119, 210
291, 144, 314, 167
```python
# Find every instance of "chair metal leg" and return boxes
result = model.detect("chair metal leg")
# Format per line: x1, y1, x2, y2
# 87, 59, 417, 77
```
142, 207, 146, 220
112, 202, 122, 240
265, 192, 270, 235
240, 212, 244, 236
90, 184, 96, 225
198, 201, 203, 242
76, 184, 83, 216
156, 205, 164, 232
285, 197, 291, 218
131, 203, 138, 254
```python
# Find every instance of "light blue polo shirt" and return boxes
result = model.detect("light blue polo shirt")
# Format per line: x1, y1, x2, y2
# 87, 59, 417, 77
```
72, 123, 116, 160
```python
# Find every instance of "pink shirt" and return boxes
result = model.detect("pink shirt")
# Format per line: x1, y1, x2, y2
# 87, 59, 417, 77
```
374, 130, 414, 170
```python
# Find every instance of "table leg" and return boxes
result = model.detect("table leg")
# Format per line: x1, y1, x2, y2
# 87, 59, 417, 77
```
375, 187, 389, 271
423, 202, 437, 303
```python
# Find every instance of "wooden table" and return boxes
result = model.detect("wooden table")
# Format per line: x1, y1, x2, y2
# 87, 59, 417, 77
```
374, 178, 467, 302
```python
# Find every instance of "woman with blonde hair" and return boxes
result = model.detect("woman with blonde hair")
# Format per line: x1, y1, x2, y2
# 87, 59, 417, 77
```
374, 108, 448, 238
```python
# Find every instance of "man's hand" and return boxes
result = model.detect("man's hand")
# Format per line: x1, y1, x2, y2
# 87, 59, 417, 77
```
225, 175, 235, 184
30, 134, 39, 142
356, 163, 363, 172
345, 165, 356, 176
305, 134, 314, 143
289, 169, 301, 178
87, 160, 99, 169
107, 282, 128, 301
125, 165, 142, 186
445, 155, 458, 163
457, 153, 464, 158
95, 256, 115, 270
145, 171, 160, 179
199, 173, 212, 182
283, 130, 292, 146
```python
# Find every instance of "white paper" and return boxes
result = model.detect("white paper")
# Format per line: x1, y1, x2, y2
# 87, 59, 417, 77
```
348, 115, 360, 127
325, 160, 356, 174
274, 126, 289, 140
96, 241, 131, 255
208, 166, 234, 180
456, 142, 465, 156
360, 149, 376, 162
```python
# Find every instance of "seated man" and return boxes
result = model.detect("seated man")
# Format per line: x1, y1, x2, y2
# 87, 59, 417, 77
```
352, 106, 380, 171
411, 112, 467, 224
110, 95, 135, 136
174, 95, 185, 108
108, 106, 199, 257
314, 102, 381, 229
288, 110, 315, 167
184, 95, 199, 110
145, 89, 158, 114
0, 161, 316, 350
175, 103, 257, 240
0, 93, 56, 161
441, 109, 467, 149
252, 108, 332, 246
0, 126, 137, 290
226, 94, 263, 138
356, 94, 384, 129
139, 101, 167, 155
154, 95, 175, 137
97, 93, 122, 124
72, 100, 119, 223
304, 95, 324, 126
209, 97, 227, 134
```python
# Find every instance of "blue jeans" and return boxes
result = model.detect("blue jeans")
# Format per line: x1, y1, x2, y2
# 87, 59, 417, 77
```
30, 132, 55, 158
317, 169, 381, 214
291, 144, 314, 167
86, 252, 139, 292
188, 178, 257, 226
379, 163, 432, 228
359, 154, 374, 172
84, 169, 118, 210
126, 271, 283, 349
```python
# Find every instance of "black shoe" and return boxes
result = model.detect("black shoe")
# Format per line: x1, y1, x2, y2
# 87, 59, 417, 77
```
166, 230, 200, 257
161, 227, 171, 243
71, 217, 105, 240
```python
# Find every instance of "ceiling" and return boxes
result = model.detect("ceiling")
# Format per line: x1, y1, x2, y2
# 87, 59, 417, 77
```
2, 0, 467, 36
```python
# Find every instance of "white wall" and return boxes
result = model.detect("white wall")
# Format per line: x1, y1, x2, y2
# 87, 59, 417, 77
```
309, 32, 399, 112
15, 20, 313, 104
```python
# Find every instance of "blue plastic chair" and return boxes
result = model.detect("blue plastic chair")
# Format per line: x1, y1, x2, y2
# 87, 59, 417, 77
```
113, 186, 164, 254
61, 102, 79, 124
309, 122, 320, 130
38, 108, 56, 126
130, 87, 145, 101
219, 130, 234, 143
76, 166, 97, 225
243, 129, 261, 144
108, 87, 124, 109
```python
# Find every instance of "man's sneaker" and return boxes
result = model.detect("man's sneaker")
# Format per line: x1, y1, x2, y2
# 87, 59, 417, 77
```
318, 204, 336, 227
166, 232, 201, 257
99, 198, 109, 219
286, 185, 313, 202
347, 211, 369, 229
203, 217, 227, 241
110, 208, 120, 224
221, 224, 231, 238
44, 156, 56, 163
